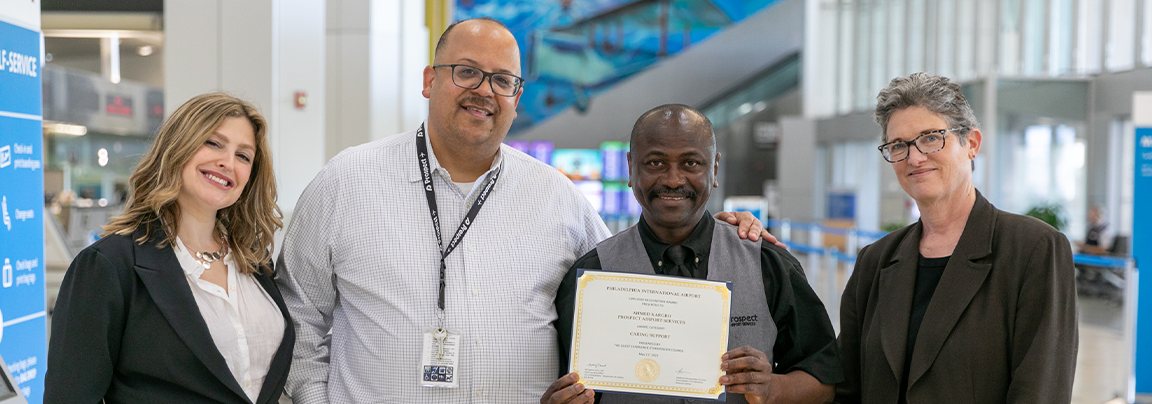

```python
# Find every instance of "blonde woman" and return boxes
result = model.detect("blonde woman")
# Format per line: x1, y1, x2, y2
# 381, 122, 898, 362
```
45, 93, 292, 404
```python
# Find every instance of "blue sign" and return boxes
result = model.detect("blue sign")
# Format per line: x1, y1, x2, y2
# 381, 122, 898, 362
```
0, 21, 41, 117
0, 19, 45, 404
1136, 127, 1152, 393
827, 192, 856, 220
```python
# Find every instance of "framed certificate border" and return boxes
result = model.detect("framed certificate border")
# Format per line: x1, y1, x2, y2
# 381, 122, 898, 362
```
569, 269, 733, 401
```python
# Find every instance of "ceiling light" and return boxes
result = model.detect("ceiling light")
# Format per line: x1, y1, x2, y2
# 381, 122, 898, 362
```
43, 121, 87, 136
138, 45, 153, 56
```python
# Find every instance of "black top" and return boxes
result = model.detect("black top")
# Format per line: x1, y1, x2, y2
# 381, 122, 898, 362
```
637, 210, 714, 279
554, 212, 844, 400
1085, 223, 1108, 247
45, 221, 294, 404
898, 255, 950, 404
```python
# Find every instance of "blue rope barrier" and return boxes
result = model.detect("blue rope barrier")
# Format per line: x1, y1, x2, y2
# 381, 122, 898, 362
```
856, 229, 890, 240
773, 220, 1132, 269
788, 243, 825, 255
1073, 254, 1131, 269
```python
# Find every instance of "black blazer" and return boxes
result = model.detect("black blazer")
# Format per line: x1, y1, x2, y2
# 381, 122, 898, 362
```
45, 223, 294, 404
835, 191, 1078, 404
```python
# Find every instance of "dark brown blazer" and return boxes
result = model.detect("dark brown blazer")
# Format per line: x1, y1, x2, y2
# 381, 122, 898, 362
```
835, 191, 1078, 404
44, 223, 294, 404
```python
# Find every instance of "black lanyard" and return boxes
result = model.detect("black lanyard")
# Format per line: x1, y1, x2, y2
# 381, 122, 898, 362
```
416, 124, 500, 317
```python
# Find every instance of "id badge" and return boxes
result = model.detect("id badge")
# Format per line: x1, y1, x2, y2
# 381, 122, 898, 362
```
420, 328, 460, 388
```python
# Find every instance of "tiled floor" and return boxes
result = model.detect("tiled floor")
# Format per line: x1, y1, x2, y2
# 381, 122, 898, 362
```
1073, 297, 1131, 404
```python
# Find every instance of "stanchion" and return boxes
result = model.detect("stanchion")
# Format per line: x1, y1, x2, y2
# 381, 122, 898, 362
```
781, 219, 792, 245
806, 226, 823, 290
1126, 260, 1139, 404
826, 246, 839, 329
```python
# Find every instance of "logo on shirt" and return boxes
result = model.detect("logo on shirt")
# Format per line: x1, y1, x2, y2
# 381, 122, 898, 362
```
730, 314, 759, 327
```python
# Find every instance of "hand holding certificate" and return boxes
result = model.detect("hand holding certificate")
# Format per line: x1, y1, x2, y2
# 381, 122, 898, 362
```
567, 270, 732, 401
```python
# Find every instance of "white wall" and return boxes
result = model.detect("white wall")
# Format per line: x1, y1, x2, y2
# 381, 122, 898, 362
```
164, 0, 326, 214
326, 0, 427, 161
326, 0, 371, 160
370, 0, 428, 141
0, 0, 40, 30
273, 0, 327, 213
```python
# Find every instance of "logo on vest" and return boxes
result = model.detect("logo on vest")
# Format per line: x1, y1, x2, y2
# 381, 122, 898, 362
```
730, 314, 758, 327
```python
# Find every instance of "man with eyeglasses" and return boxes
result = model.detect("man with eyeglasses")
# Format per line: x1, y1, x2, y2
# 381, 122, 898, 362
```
276, 17, 777, 404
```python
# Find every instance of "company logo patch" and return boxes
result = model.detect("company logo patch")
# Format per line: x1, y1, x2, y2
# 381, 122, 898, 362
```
730, 314, 759, 327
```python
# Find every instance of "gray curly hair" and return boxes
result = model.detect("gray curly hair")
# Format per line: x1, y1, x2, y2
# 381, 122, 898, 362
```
875, 72, 979, 143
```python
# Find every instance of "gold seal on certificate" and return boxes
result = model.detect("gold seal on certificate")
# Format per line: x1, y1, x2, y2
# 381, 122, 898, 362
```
569, 270, 732, 401
635, 358, 660, 383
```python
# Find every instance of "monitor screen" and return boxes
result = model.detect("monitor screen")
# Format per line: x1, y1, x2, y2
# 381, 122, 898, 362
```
552, 149, 602, 181
572, 181, 603, 213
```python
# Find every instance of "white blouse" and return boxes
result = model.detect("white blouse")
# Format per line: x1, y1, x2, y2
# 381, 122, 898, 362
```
174, 237, 285, 403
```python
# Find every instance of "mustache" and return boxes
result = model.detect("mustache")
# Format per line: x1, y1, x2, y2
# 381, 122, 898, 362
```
461, 95, 496, 111
648, 186, 695, 201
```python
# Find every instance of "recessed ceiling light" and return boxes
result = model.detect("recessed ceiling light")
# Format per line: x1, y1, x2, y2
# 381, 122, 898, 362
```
138, 45, 153, 56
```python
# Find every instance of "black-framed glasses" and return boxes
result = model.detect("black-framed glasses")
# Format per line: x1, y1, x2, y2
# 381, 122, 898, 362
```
432, 64, 524, 97
878, 127, 967, 163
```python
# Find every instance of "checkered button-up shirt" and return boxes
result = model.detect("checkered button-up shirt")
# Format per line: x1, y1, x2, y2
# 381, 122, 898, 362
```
276, 126, 610, 404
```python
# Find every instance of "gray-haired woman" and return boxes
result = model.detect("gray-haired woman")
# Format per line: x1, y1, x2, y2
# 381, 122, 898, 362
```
835, 72, 1077, 404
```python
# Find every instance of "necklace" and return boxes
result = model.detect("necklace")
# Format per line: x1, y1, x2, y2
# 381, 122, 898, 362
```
193, 243, 228, 270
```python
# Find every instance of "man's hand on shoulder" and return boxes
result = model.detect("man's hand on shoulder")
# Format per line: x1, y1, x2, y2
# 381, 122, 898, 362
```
541, 372, 594, 404
714, 211, 786, 248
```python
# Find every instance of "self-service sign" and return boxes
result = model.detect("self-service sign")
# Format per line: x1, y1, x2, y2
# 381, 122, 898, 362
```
0, 19, 46, 404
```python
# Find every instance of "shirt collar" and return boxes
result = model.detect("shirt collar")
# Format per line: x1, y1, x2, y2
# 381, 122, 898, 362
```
637, 211, 714, 270
410, 120, 504, 183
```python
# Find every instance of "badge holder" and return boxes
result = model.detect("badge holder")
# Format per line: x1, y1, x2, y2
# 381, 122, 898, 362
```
420, 327, 460, 388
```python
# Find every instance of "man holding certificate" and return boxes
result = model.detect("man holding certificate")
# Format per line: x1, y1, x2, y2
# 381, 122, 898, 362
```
545, 104, 843, 404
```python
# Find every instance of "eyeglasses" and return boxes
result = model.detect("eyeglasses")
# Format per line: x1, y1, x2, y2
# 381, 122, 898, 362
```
432, 64, 524, 97
877, 127, 967, 163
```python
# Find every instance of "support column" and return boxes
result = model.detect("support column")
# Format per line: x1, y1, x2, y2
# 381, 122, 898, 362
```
778, 117, 818, 222
327, 0, 428, 161
165, 0, 326, 214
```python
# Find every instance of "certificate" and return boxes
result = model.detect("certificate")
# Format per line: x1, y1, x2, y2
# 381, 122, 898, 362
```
569, 270, 732, 401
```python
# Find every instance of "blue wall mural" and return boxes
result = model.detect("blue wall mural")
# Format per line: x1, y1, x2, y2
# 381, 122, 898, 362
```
456, 0, 780, 134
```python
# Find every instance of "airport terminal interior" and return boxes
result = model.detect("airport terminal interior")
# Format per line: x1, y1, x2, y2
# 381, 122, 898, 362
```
2, 0, 1152, 403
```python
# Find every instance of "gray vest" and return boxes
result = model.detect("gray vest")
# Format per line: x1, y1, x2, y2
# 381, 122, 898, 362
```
596, 219, 778, 404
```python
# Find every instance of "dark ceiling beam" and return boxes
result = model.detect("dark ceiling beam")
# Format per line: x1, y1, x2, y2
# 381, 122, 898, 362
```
42, 0, 163, 13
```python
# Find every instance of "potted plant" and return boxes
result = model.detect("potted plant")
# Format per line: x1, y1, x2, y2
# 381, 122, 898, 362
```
1024, 202, 1067, 231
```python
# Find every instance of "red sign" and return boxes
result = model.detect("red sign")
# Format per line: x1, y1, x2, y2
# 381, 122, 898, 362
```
106, 95, 134, 116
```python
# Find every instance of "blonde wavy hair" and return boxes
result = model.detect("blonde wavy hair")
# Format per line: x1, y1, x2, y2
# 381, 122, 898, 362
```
103, 93, 282, 275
